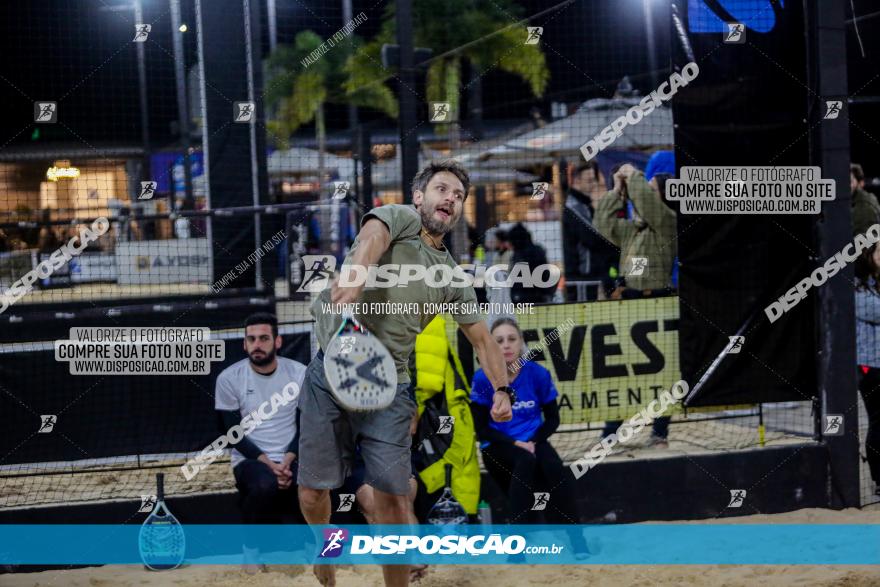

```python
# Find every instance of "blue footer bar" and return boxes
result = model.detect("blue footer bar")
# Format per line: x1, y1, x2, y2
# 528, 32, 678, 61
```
1, 524, 878, 565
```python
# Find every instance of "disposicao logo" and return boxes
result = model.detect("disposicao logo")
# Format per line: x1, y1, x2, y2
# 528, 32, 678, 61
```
319, 528, 348, 558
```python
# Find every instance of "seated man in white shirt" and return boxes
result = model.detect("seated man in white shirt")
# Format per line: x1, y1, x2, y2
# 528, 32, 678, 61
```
214, 312, 307, 573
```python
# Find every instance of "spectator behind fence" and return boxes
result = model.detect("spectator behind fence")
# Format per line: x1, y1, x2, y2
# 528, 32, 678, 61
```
471, 318, 586, 536
595, 152, 677, 448
493, 229, 513, 267
851, 163, 880, 237
596, 152, 677, 299
507, 223, 555, 304
855, 244, 880, 496
562, 160, 618, 301
37, 226, 61, 254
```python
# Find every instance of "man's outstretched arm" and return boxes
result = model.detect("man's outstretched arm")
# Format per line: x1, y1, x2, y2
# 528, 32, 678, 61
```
331, 218, 391, 306
459, 320, 512, 422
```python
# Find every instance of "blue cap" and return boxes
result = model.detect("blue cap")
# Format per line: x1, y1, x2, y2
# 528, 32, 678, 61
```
644, 150, 675, 181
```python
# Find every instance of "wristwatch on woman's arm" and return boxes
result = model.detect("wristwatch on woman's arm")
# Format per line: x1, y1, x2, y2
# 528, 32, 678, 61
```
496, 385, 517, 404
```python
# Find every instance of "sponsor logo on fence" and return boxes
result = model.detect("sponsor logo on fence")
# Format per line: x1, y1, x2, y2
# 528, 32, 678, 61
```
133, 24, 151, 42
824, 100, 843, 120
431, 102, 452, 122
38, 415, 57, 433
531, 493, 550, 511
823, 415, 844, 436
139, 181, 157, 200
724, 22, 745, 43
234, 102, 255, 122
727, 489, 746, 508
726, 336, 745, 354
525, 27, 543, 45
34, 102, 57, 123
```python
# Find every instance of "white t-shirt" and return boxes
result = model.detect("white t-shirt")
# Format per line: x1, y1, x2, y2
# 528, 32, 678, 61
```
214, 357, 307, 468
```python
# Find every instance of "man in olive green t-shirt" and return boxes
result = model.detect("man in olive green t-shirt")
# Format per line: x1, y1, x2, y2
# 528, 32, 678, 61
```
298, 160, 513, 587
310, 202, 480, 384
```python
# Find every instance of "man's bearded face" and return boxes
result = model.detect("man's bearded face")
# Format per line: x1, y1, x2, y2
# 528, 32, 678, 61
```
415, 171, 465, 235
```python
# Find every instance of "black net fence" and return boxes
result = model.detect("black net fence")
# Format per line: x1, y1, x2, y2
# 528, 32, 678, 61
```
3, 0, 860, 516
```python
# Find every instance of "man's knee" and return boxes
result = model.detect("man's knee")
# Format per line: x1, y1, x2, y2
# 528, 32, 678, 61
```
251, 477, 280, 499
298, 486, 329, 510
374, 490, 411, 521
236, 464, 278, 498
356, 484, 375, 518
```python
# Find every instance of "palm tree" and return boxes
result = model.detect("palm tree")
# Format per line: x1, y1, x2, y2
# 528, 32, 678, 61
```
345, 0, 549, 149
264, 30, 398, 183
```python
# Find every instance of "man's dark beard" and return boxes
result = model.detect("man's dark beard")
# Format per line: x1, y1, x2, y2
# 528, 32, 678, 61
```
248, 347, 276, 367
419, 203, 455, 235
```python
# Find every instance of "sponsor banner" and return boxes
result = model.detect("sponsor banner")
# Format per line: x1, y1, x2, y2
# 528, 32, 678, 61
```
71, 252, 117, 283
0, 524, 876, 565
0, 250, 38, 288
448, 298, 681, 423
37, 252, 72, 285
116, 239, 211, 285
37, 252, 117, 286
448, 299, 749, 422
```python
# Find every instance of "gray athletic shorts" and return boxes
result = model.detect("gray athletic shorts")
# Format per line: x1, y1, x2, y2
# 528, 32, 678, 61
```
297, 351, 417, 496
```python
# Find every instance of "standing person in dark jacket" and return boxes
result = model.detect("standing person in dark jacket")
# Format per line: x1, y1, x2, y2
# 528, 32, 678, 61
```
852, 163, 880, 237
493, 229, 513, 267
471, 318, 582, 528
508, 223, 555, 304
563, 161, 618, 301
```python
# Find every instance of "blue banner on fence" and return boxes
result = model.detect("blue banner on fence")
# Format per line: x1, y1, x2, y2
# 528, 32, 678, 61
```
1, 524, 878, 565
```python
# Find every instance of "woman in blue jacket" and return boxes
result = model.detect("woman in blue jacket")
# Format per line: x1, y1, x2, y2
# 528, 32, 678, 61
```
470, 317, 580, 524
856, 244, 880, 495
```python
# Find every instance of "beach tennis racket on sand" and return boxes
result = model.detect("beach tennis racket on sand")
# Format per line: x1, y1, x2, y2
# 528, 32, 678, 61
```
138, 473, 185, 570
427, 464, 468, 526
324, 310, 397, 411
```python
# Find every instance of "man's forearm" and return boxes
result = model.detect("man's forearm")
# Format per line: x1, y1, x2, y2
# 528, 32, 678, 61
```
347, 236, 385, 268
595, 190, 623, 245
474, 338, 507, 391
332, 220, 391, 304
346, 220, 391, 269
217, 410, 263, 460
627, 172, 671, 229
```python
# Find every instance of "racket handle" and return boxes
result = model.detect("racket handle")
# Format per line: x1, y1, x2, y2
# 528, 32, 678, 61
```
444, 463, 452, 489
156, 473, 165, 501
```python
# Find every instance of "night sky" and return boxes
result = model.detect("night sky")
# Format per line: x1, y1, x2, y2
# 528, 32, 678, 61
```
0, 0, 877, 172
